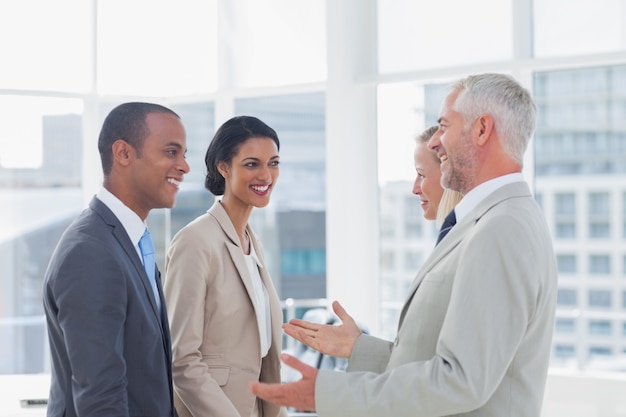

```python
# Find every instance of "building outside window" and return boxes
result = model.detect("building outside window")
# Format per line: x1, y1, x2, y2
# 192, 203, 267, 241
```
557, 254, 577, 274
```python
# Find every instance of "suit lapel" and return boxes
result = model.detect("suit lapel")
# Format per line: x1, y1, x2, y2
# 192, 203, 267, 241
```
397, 182, 532, 329
89, 197, 164, 326
209, 201, 282, 350
209, 202, 260, 313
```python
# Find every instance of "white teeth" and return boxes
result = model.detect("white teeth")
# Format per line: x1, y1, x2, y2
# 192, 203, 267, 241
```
167, 178, 181, 187
440, 155, 448, 162
251, 184, 269, 192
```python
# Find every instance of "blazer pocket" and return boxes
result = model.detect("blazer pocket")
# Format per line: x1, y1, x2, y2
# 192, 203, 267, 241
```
207, 366, 230, 386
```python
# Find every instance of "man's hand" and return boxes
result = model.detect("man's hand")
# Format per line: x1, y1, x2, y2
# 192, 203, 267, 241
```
283, 300, 362, 359
249, 353, 318, 411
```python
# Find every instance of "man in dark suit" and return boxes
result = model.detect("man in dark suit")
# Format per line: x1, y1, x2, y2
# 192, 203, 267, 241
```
43, 102, 189, 416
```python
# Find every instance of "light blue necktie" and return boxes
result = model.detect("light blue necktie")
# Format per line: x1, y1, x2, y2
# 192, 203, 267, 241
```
138, 228, 161, 311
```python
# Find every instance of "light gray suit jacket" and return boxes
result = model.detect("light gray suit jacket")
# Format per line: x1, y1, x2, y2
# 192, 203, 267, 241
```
164, 201, 287, 417
316, 181, 558, 417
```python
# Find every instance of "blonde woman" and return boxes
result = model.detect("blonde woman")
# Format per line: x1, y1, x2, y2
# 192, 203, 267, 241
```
412, 125, 463, 226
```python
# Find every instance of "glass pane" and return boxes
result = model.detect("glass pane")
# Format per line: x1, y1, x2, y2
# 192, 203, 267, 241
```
377, 79, 454, 341
534, 63, 626, 370
97, 0, 218, 95
378, 0, 513, 74
225, 0, 326, 88
534, 0, 626, 57
0, 0, 92, 92
0, 97, 84, 374
235, 92, 326, 299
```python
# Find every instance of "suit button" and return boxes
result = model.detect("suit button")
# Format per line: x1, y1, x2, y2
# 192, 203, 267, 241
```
393, 337, 399, 346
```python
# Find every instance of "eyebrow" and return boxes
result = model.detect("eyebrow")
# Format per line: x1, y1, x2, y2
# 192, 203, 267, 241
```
242, 155, 280, 161
166, 142, 187, 154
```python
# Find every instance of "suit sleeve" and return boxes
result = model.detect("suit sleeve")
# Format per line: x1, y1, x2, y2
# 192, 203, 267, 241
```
347, 334, 393, 373
316, 213, 545, 416
164, 226, 240, 417
50, 238, 131, 416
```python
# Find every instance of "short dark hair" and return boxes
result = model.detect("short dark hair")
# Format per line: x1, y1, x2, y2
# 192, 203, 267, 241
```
98, 102, 180, 176
204, 115, 280, 195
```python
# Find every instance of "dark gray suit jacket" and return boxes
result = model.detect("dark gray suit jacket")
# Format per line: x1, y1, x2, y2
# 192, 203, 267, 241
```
43, 197, 177, 417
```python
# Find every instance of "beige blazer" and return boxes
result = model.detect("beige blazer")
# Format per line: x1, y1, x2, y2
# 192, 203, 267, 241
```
164, 201, 287, 417
316, 181, 558, 417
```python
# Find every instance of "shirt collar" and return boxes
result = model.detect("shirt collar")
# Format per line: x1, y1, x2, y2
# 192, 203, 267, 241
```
96, 187, 147, 246
454, 173, 525, 223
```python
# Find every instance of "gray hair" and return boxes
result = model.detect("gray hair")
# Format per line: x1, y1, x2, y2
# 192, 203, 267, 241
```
450, 73, 536, 165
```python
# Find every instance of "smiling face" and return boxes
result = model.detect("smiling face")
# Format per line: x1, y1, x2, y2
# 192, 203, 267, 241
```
430, 89, 478, 195
219, 136, 280, 210
412, 141, 443, 220
126, 112, 189, 218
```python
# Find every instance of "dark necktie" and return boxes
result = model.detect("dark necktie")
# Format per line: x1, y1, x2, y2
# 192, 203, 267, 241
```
436, 209, 456, 245
139, 228, 161, 311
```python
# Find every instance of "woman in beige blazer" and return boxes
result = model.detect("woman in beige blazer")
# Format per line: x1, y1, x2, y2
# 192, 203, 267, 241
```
164, 115, 287, 417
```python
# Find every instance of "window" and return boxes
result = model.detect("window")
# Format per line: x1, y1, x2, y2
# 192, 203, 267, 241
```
555, 222, 576, 239
380, 251, 395, 269
378, 0, 512, 73
534, 0, 626, 57
235, 92, 326, 300
0, 97, 84, 374
217, 0, 326, 88
589, 192, 611, 238
557, 289, 578, 306
554, 193, 577, 239
535, 192, 544, 209
404, 196, 423, 238
589, 320, 612, 335
97, 0, 218, 95
0, 0, 92, 93
555, 318, 576, 334
555, 193, 576, 216
589, 222, 610, 238
589, 347, 613, 357
557, 254, 577, 274
404, 252, 423, 270
554, 344, 576, 359
589, 255, 611, 275
589, 192, 610, 216
589, 290, 612, 309
380, 219, 395, 238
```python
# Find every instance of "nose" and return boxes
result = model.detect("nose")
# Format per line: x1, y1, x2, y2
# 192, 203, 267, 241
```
258, 165, 271, 181
412, 177, 422, 195
178, 157, 190, 174
428, 128, 442, 151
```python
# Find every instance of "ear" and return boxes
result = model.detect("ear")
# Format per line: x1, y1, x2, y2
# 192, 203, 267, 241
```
217, 161, 230, 178
473, 114, 495, 146
111, 139, 134, 167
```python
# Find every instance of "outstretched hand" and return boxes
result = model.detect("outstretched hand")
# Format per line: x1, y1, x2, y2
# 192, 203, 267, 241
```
283, 300, 362, 358
249, 353, 318, 411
